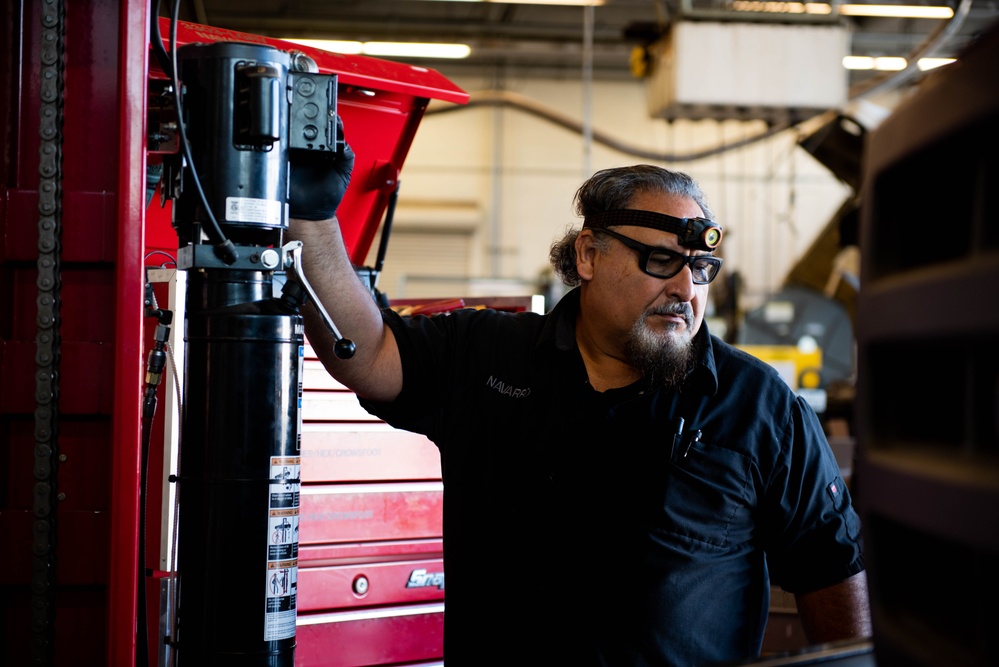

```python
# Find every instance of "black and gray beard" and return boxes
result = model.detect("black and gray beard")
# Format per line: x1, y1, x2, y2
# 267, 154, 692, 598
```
624, 302, 699, 389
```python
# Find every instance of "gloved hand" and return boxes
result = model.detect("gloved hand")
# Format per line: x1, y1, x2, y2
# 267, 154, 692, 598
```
289, 119, 355, 221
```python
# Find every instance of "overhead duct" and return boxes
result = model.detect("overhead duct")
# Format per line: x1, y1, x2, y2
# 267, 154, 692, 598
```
644, 19, 849, 123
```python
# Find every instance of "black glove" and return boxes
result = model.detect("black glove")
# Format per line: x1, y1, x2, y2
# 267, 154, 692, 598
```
289, 126, 355, 221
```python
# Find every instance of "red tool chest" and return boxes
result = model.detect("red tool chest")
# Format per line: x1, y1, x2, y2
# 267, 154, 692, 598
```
296, 349, 445, 666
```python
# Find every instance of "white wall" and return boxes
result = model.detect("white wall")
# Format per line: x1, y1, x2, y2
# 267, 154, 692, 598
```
365, 73, 887, 314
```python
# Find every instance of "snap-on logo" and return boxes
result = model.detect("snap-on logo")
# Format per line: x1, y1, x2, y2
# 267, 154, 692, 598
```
485, 375, 531, 398
406, 568, 445, 590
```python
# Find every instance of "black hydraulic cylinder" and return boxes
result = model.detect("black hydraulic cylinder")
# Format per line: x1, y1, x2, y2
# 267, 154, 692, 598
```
166, 38, 342, 666
176, 270, 303, 667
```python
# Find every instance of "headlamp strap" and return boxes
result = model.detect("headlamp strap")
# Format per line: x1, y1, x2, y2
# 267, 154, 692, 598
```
583, 209, 723, 251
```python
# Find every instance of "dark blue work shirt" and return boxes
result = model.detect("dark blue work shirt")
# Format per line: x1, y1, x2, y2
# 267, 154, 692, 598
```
360, 288, 864, 667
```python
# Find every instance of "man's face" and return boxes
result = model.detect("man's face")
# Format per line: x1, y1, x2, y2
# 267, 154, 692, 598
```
576, 191, 713, 382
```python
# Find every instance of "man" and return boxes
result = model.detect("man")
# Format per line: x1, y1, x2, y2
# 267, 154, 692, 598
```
290, 159, 870, 666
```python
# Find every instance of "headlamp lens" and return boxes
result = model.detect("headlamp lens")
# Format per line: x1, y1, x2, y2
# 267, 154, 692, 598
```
702, 226, 722, 249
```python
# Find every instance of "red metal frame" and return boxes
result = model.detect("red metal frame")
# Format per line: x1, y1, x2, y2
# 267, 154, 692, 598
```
1, 3, 466, 665
1, 2, 151, 665
111, 3, 152, 666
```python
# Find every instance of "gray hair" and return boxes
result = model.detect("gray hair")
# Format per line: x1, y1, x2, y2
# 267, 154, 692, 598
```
548, 164, 713, 286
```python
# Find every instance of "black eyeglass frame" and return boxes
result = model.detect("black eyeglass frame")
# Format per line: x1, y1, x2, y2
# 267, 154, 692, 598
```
594, 227, 723, 284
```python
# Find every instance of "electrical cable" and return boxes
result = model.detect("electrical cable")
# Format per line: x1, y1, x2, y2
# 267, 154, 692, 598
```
425, 89, 795, 162
848, 0, 975, 101
139, 274, 174, 667
162, 333, 183, 660
137, 363, 152, 667
144, 252, 177, 269
149, 1, 172, 81
426, 3, 975, 165
137, 247, 179, 666
169, 0, 238, 264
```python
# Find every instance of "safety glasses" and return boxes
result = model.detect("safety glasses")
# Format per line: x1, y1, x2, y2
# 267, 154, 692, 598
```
596, 228, 723, 284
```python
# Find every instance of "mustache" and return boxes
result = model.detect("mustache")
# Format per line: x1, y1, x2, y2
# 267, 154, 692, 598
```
646, 302, 693, 328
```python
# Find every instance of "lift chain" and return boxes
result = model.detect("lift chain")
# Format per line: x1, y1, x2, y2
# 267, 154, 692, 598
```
33, 0, 65, 664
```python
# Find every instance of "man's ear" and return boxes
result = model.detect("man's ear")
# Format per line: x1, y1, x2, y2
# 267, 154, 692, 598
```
575, 229, 599, 281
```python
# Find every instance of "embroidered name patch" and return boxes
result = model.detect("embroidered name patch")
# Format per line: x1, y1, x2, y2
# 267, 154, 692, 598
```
485, 375, 531, 398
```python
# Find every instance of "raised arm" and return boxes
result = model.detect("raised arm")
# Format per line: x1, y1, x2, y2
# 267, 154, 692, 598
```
287, 216, 403, 403
285, 133, 402, 403
794, 570, 872, 645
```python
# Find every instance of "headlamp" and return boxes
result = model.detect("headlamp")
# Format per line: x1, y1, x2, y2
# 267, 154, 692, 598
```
583, 209, 723, 252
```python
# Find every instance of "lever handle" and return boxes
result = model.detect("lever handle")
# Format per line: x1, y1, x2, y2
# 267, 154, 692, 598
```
283, 240, 356, 359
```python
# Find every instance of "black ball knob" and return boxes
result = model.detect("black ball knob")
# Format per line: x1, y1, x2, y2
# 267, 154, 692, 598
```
333, 338, 356, 360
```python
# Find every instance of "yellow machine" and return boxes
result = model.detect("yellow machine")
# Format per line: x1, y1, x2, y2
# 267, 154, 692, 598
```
736, 342, 822, 392
736, 340, 827, 414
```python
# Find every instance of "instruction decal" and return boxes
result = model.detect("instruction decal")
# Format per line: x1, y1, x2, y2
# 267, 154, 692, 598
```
264, 456, 301, 641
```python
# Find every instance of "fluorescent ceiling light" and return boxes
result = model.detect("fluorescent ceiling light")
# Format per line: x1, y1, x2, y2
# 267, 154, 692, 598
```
285, 39, 363, 54
730, 2, 831, 14
730, 2, 954, 19
364, 42, 472, 58
917, 57, 956, 70
428, 0, 604, 4
285, 38, 471, 59
843, 55, 906, 70
842, 55, 956, 70
838, 4, 954, 19
493, 0, 604, 4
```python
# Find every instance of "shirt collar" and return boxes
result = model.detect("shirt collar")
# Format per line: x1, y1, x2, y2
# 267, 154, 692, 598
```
536, 286, 580, 353
689, 326, 719, 397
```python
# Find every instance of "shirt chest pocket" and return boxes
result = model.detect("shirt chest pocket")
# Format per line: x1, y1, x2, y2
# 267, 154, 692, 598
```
659, 441, 753, 549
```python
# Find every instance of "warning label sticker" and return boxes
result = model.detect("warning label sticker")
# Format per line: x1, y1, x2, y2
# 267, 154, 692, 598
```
264, 456, 301, 641
225, 196, 282, 225
264, 563, 298, 639
268, 513, 299, 561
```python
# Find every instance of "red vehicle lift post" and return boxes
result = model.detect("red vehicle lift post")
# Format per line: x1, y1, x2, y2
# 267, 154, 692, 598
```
0, 2, 466, 665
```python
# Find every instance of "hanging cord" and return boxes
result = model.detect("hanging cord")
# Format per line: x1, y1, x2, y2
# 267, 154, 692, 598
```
140, 251, 185, 658
152, 0, 238, 264
166, 334, 183, 656
426, 89, 794, 162
138, 272, 174, 667
139, 279, 185, 658
150, 4, 191, 653
149, 0, 172, 81
848, 0, 975, 100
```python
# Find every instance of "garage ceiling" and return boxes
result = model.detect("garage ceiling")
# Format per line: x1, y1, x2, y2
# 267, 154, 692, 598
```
167, 0, 999, 91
